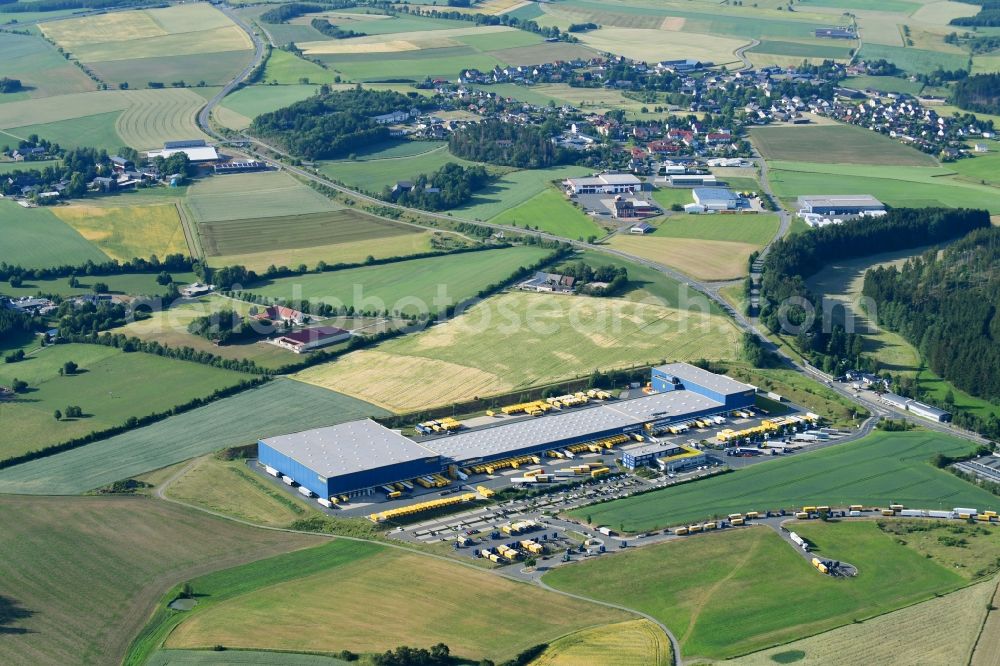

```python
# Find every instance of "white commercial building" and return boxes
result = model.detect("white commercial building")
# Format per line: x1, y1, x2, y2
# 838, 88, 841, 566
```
564, 173, 642, 194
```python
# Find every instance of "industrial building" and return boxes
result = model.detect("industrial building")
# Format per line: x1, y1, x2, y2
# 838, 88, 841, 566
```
692, 187, 740, 211
147, 139, 219, 163
270, 326, 351, 353
258, 363, 756, 499
651, 362, 757, 409
564, 173, 642, 195
878, 392, 952, 423
797, 194, 885, 216
668, 174, 717, 187
621, 443, 706, 471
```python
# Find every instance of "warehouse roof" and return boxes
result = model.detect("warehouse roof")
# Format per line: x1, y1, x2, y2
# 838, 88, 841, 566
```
259, 419, 438, 478
605, 389, 723, 421
654, 362, 756, 397
692, 187, 737, 205
798, 194, 884, 208
425, 390, 723, 462
146, 146, 219, 162
425, 403, 634, 462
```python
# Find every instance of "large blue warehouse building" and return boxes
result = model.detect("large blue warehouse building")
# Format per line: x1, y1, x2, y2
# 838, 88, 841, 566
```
258, 363, 756, 499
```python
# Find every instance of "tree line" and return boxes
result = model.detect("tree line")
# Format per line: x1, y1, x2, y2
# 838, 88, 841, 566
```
759, 207, 990, 376
448, 119, 573, 169
953, 73, 1000, 115
249, 87, 434, 160
310, 18, 365, 39
0, 253, 195, 285
950, 0, 1000, 26
384, 163, 490, 211
862, 226, 1000, 404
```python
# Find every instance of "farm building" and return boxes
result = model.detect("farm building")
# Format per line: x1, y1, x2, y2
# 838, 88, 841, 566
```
214, 160, 266, 174
271, 326, 351, 353
629, 221, 654, 234
258, 364, 757, 499
147, 139, 219, 163
797, 195, 885, 215
252, 305, 308, 325
517, 272, 576, 293
693, 187, 740, 211
564, 173, 642, 195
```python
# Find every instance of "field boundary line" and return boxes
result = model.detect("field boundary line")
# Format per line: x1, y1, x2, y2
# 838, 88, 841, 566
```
968, 576, 1000, 665
175, 201, 204, 260
152, 463, 681, 664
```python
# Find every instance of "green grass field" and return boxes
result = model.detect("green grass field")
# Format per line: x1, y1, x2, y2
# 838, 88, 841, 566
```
0, 495, 320, 666
158, 541, 633, 663
455, 165, 594, 221
0, 344, 249, 461
261, 49, 339, 85
186, 171, 340, 223
951, 148, 1000, 187
845, 75, 925, 95
321, 48, 503, 83
6, 110, 123, 151
0, 378, 386, 495
651, 213, 780, 245
320, 144, 479, 192
491, 188, 605, 239
0, 31, 96, 99
544, 521, 969, 661
751, 124, 938, 167
163, 455, 315, 528
295, 290, 739, 412
216, 84, 320, 130
733, 577, 994, 666
245, 245, 549, 314
0, 200, 110, 268
89, 51, 254, 89
567, 430, 997, 532
766, 160, 1000, 213
858, 43, 969, 75
198, 209, 423, 257
750, 39, 854, 60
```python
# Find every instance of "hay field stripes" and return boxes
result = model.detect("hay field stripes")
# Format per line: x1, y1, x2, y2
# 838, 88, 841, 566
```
533, 619, 672, 666
115, 88, 212, 150
733, 577, 994, 665
198, 209, 424, 257
0, 89, 208, 150
185, 171, 342, 223
297, 24, 516, 55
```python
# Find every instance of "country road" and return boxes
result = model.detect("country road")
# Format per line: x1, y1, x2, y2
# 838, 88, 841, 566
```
193, 8, 990, 450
